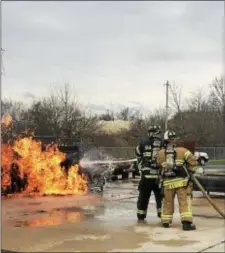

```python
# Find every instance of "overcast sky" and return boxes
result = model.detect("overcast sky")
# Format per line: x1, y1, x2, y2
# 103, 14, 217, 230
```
2, 1, 224, 113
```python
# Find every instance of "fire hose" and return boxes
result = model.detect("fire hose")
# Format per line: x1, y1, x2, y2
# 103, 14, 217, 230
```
75, 157, 225, 219
183, 166, 225, 219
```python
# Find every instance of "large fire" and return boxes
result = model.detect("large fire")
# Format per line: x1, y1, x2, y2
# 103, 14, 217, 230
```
1, 114, 88, 196
1, 113, 13, 128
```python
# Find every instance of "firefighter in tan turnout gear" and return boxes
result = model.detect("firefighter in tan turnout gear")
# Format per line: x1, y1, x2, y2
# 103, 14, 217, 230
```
157, 130, 199, 231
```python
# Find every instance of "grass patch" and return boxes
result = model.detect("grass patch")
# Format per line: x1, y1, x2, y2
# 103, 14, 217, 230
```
98, 120, 131, 134
208, 159, 225, 165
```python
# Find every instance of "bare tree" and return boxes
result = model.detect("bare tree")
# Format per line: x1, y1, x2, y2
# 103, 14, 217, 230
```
129, 109, 143, 120
148, 107, 166, 128
117, 107, 131, 120
169, 83, 183, 113
187, 89, 206, 112
21, 83, 100, 144
168, 83, 187, 137
209, 77, 225, 143
168, 78, 224, 145
116, 107, 144, 121
99, 109, 115, 121
2, 78, 224, 148
1, 99, 25, 121
26, 99, 62, 137
210, 78, 225, 120
183, 91, 213, 145
128, 107, 165, 142
1, 99, 28, 138
210, 77, 225, 110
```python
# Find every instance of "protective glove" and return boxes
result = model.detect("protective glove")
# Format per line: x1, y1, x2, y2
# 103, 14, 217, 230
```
195, 167, 203, 174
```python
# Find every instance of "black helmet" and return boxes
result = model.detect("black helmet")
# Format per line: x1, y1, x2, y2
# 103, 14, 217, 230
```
148, 125, 161, 138
164, 130, 177, 141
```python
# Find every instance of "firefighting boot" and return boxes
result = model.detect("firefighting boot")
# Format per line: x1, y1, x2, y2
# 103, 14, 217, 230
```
157, 208, 161, 218
162, 223, 170, 228
137, 219, 147, 224
137, 217, 145, 222
182, 221, 196, 231
137, 214, 146, 222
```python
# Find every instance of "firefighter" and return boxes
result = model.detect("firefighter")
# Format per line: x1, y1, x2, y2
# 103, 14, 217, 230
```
157, 130, 199, 231
136, 125, 163, 221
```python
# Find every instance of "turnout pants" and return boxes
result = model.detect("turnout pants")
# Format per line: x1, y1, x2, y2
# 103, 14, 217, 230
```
137, 175, 162, 219
161, 183, 193, 224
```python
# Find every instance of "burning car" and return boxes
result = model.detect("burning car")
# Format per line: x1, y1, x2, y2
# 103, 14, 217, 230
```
1, 111, 107, 197
59, 145, 106, 194
1, 114, 88, 197
1, 138, 89, 197
110, 160, 137, 180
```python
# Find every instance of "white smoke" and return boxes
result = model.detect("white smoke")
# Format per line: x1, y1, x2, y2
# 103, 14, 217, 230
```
79, 148, 116, 182
79, 148, 136, 184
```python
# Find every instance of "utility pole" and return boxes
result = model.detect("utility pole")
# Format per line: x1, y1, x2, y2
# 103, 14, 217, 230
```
164, 80, 170, 131
1, 47, 6, 77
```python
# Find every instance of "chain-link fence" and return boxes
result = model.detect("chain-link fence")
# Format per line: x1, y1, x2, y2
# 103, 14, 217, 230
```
85, 147, 135, 159
195, 147, 225, 160
94, 146, 225, 160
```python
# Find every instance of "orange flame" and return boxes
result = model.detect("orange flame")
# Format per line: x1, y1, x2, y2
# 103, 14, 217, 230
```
1, 137, 88, 196
22, 211, 84, 227
1, 113, 13, 128
1, 144, 14, 191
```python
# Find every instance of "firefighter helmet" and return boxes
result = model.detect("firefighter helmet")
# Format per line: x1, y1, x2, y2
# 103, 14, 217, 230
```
148, 125, 161, 138
164, 130, 177, 141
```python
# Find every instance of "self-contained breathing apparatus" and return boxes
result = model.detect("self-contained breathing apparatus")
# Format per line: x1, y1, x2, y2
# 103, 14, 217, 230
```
139, 137, 162, 177
159, 138, 188, 197
162, 143, 188, 179
152, 139, 161, 165
163, 143, 177, 178
144, 142, 161, 164
137, 125, 162, 176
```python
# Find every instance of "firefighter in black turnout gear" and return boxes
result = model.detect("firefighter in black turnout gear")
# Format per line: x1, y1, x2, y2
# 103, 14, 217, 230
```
136, 125, 163, 221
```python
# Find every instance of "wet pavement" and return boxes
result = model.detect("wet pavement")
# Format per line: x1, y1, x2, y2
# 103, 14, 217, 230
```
2, 179, 225, 252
